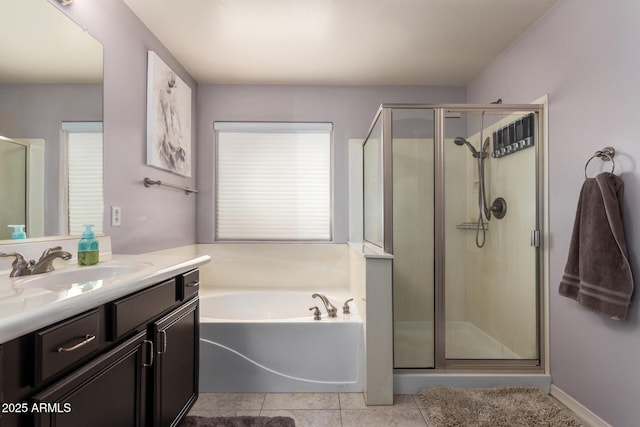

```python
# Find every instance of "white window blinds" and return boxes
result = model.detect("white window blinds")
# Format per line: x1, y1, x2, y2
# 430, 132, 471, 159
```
63, 122, 104, 235
215, 122, 332, 241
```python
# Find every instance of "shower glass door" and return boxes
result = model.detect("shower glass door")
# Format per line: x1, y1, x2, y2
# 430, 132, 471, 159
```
443, 109, 540, 362
0, 136, 27, 240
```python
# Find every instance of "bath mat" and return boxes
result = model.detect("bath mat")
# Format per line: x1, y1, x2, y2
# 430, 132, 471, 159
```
417, 387, 583, 427
179, 415, 295, 427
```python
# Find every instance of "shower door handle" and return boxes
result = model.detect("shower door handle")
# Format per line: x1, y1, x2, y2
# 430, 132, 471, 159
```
530, 230, 540, 247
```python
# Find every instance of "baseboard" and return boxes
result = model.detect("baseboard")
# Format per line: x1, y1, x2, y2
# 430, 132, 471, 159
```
550, 385, 611, 427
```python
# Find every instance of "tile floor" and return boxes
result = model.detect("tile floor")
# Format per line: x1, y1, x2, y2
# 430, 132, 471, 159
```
189, 393, 432, 427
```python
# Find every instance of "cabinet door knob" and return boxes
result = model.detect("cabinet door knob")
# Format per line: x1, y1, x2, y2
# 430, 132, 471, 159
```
57, 334, 96, 353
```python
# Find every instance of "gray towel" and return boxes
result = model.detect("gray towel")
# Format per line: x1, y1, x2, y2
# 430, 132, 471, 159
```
559, 172, 634, 319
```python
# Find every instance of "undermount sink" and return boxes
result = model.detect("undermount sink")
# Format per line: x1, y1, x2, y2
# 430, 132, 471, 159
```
13, 262, 153, 290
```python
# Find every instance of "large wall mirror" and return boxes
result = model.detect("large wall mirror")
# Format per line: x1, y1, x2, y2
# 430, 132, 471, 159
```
0, 0, 103, 241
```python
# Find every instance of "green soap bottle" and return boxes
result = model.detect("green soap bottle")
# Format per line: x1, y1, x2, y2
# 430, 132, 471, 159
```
78, 224, 99, 266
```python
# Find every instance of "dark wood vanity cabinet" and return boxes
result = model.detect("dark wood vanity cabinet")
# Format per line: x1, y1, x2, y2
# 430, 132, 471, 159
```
0, 268, 200, 427
32, 330, 148, 427
152, 297, 199, 427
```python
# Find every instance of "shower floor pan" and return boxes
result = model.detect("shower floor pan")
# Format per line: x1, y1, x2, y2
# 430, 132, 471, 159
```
394, 320, 522, 368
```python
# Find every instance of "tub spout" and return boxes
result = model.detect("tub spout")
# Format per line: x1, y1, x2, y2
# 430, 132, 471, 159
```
312, 293, 337, 317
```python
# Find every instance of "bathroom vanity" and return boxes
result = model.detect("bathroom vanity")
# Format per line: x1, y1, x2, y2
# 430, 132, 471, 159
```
0, 252, 208, 427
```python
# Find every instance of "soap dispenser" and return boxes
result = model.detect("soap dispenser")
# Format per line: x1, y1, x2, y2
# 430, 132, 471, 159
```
78, 224, 99, 266
8, 225, 26, 239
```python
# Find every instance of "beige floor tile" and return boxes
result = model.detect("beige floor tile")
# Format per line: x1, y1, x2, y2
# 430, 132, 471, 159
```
392, 394, 420, 408
192, 393, 265, 411
262, 393, 340, 410
341, 408, 428, 427
261, 409, 341, 427
187, 409, 261, 418
339, 393, 367, 409
341, 393, 418, 410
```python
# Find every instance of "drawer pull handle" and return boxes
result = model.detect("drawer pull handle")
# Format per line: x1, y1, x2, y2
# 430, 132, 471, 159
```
57, 334, 96, 353
186, 281, 199, 288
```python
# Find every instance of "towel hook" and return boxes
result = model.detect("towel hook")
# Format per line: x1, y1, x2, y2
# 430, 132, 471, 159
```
584, 147, 615, 179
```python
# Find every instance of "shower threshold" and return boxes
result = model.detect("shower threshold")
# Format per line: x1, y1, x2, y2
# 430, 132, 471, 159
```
393, 371, 551, 395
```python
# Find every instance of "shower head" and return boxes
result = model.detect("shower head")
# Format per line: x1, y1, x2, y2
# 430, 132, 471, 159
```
453, 137, 467, 146
453, 137, 480, 157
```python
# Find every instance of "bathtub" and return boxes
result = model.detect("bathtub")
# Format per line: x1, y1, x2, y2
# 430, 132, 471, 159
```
198, 290, 364, 392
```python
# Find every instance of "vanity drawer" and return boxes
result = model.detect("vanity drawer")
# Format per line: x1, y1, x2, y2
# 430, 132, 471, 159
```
109, 278, 177, 339
178, 269, 199, 301
34, 309, 101, 384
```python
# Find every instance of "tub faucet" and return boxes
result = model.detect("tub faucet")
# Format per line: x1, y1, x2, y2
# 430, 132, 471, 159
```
312, 293, 337, 318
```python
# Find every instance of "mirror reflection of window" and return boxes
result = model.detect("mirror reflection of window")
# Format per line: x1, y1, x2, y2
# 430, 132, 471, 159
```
62, 122, 104, 235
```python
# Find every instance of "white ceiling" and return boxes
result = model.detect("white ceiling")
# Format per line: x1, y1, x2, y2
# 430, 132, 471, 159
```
122, 0, 557, 86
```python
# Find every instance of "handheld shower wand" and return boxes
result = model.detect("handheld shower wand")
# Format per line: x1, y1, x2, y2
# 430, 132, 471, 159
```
453, 136, 492, 247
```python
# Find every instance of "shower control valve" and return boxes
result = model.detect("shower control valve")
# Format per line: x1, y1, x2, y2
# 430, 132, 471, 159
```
309, 306, 321, 320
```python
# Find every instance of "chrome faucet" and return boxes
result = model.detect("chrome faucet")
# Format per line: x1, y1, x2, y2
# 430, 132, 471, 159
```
31, 247, 73, 274
0, 246, 72, 277
312, 293, 337, 318
0, 252, 31, 277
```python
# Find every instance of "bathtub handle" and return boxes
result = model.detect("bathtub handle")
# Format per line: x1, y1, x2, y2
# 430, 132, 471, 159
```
309, 306, 322, 320
343, 298, 354, 314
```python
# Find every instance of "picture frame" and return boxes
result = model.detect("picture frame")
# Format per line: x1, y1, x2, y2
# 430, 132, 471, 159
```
146, 51, 192, 177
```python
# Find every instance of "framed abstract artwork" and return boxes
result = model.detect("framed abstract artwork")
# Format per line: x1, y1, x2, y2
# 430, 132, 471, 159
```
146, 51, 192, 177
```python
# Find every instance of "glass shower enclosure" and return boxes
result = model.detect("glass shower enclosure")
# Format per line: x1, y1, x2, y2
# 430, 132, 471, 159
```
0, 136, 28, 240
363, 104, 544, 370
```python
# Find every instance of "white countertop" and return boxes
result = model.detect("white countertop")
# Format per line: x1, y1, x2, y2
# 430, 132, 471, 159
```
0, 252, 210, 343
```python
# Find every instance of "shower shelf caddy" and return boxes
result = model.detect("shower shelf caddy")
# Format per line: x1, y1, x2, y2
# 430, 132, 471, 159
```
456, 222, 488, 231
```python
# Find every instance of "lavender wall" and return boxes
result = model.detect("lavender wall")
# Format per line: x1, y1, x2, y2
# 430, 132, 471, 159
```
468, 1, 640, 425
196, 85, 466, 242
53, 0, 198, 253
56, 1, 466, 250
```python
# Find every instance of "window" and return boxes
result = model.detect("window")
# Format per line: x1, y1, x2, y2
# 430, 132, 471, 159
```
215, 122, 332, 241
62, 122, 104, 235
